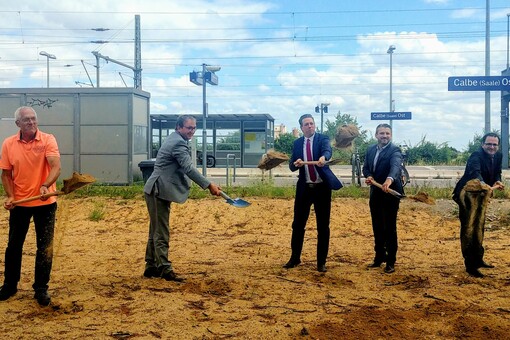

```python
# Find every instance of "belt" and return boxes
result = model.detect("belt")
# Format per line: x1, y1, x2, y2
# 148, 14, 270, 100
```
307, 183, 323, 188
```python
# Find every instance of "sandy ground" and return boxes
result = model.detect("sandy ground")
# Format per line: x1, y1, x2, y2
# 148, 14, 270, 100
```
0, 195, 509, 339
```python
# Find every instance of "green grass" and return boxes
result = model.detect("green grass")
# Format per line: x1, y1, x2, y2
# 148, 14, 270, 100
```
1, 180, 508, 201
88, 201, 106, 221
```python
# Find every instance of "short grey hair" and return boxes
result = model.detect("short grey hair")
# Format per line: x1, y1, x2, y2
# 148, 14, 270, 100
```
175, 115, 196, 129
14, 106, 37, 121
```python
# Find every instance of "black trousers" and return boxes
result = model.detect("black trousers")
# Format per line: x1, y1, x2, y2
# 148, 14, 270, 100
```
290, 183, 332, 266
3, 203, 57, 291
369, 190, 400, 265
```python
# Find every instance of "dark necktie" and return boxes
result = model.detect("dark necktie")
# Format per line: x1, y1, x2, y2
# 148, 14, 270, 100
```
373, 148, 381, 172
489, 157, 495, 184
306, 138, 317, 182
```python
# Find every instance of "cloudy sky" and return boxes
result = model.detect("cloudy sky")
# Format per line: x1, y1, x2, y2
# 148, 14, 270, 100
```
1, 0, 510, 150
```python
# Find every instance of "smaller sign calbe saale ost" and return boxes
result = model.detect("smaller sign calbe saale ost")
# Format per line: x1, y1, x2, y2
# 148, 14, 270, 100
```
370, 111, 412, 120
448, 76, 510, 91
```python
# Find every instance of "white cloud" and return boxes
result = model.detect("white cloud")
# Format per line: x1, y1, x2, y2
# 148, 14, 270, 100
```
0, 0, 509, 151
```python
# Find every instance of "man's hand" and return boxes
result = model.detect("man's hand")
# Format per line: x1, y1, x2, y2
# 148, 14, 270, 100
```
208, 183, 222, 196
293, 158, 304, 167
365, 176, 374, 185
40, 185, 50, 201
493, 181, 505, 191
381, 178, 393, 192
317, 156, 326, 167
3, 197, 14, 210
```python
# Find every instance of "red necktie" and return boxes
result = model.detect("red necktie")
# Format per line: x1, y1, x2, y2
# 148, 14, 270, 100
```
306, 138, 317, 182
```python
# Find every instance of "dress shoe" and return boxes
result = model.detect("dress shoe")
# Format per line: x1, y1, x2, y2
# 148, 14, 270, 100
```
384, 264, 395, 274
143, 266, 160, 278
0, 285, 17, 301
367, 261, 383, 268
478, 261, 495, 269
283, 259, 301, 269
161, 270, 184, 282
466, 268, 484, 278
34, 289, 51, 306
317, 264, 327, 273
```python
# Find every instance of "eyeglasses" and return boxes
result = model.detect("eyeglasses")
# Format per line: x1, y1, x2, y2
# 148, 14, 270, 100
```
19, 117, 37, 123
484, 143, 499, 147
183, 126, 197, 131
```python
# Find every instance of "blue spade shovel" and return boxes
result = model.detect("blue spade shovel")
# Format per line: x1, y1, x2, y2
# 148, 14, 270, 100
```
219, 191, 251, 208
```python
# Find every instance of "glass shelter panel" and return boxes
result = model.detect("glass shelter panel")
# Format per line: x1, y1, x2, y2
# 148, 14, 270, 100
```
215, 121, 241, 167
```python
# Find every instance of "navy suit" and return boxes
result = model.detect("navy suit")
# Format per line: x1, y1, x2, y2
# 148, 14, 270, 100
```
362, 143, 403, 265
287, 133, 342, 267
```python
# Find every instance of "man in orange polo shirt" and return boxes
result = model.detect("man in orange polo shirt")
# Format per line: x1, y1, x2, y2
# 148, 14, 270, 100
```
0, 106, 61, 306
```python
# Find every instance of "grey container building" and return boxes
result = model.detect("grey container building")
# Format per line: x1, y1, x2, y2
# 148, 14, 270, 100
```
0, 88, 150, 185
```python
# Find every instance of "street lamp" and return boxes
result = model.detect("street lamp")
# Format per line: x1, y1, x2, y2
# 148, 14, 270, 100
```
39, 51, 56, 88
507, 13, 509, 70
387, 45, 396, 129
190, 63, 220, 176
315, 103, 330, 133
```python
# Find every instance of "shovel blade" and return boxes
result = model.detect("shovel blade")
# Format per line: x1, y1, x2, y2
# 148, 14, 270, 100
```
231, 198, 251, 208
220, 191, 251, 208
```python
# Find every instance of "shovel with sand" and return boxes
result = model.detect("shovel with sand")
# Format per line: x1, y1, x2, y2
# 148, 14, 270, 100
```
11, 172, 96, 206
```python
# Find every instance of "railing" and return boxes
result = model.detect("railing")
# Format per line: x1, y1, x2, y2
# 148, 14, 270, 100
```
226, 154, 237, 186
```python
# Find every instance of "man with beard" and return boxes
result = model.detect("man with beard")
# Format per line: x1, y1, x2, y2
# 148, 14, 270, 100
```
362, 123, 404, 274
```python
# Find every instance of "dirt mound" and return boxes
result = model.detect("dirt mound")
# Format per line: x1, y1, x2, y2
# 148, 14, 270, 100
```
0, 197, 509, 338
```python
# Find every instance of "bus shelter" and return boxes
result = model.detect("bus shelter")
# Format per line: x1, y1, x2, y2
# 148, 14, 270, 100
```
150, 113, 274, 168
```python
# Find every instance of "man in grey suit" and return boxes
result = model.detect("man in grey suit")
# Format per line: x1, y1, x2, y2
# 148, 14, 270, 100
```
143, 115, 221, 282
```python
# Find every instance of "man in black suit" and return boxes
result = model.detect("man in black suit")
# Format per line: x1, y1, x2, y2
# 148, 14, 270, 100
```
452, 132, 504, 278
362, 123, 403, 274
283, 114, 342, 273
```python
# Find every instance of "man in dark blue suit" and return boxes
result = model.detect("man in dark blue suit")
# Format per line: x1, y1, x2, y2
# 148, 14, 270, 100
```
452, 132, 504, 278
283, 114, 342, 273
362, 123, 404, 274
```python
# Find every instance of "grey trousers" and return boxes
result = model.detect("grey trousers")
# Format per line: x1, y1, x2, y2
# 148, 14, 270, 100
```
144, 192, 173, 274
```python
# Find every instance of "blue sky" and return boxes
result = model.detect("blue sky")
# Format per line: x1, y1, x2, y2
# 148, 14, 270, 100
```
1, 0, 510, 150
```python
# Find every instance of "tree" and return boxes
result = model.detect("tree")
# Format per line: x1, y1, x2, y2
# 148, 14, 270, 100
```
274, 133, 296, 156
405, 136, 459, 165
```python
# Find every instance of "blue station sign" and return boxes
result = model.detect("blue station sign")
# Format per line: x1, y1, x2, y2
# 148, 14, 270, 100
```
371, 111, 412, 120
448, 76, 510, 91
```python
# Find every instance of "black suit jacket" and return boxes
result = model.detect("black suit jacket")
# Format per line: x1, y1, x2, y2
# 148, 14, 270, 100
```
453, 148, 502, 200
362, 142, 404, 195
289, 133, 342, 193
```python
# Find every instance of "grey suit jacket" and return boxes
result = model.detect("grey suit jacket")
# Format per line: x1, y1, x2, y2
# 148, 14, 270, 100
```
144, 131, 210, 203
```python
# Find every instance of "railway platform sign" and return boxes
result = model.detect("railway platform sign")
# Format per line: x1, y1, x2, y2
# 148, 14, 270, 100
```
370, 111, 412, 120
448, 76, 510, 91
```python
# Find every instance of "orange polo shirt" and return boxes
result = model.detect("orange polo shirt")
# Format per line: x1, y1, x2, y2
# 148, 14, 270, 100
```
0, 130, 60, 207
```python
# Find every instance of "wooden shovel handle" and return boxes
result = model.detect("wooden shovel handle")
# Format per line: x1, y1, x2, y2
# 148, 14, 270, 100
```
371, 181, 403, 198
302, 159, 340, 165
11, 191, 62, 205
